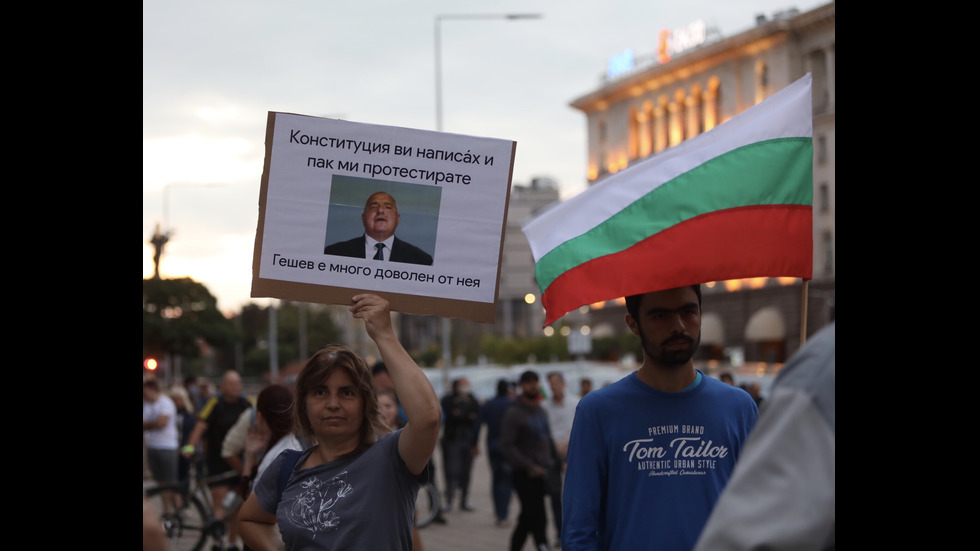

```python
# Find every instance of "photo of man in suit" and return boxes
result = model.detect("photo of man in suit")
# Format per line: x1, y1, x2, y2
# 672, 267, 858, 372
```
323, 191, 434, 266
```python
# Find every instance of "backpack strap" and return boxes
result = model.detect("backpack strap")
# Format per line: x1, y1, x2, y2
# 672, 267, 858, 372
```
277, 449, 302, 501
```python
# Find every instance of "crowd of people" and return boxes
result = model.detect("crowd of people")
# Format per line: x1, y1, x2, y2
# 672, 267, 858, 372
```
145, 287, 834, 551
145, 294, 443, 551
143, 363, 591, 551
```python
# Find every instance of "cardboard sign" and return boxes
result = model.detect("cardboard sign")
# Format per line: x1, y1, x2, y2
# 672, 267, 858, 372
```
251, 112, 516, 323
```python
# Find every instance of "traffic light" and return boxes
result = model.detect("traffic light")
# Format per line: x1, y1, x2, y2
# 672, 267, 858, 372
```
144, 358, 158, 371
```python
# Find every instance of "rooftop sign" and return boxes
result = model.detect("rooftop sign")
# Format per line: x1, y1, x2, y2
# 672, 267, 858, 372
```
606, 49, 635, 79
606, 19, 708, 79
658, 19, 707, 64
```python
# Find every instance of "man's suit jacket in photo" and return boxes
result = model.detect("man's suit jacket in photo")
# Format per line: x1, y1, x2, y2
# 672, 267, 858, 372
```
323, 235, 434, 266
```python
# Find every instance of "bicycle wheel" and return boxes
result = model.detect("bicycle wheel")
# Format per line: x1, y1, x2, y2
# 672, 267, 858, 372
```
171, 493, 212, 551
415, 483, 441, 529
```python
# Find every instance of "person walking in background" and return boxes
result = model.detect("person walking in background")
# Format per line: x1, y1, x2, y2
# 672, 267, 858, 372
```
378, 388, 403, 431
184, 375, 206, 412
143, 379, 180, 518
373, 362, 408, 427
440, 377, 481, 512
229, 384, 302, 551
578, 377, 593, 398
220, 382, 303, 490
476, 378, 516, 527
184, 370, 252, 551
239, 384, 302, 491
501, 370, 557, 551
541, 371, 578, 545
378, 387, 427, 551
562, 285, 758, 550
694, 322, 835, 551
542, 371, 578, 460
221, 399, 256, 485
169, 386, 197, 488
238, 293, 442, 550
377, 363, 448, 525
743, 380, 765, 407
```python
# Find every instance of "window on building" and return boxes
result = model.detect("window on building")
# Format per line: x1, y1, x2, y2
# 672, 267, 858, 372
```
817, 135, 827, 163
598, 119, 608, 175
670, 89, 687, 146
756, 340, 785, 364
755, 60, 770, 104
809, 49, 828, 112
705, 76, 721, 130
819, 183, 829, 213
645, 102, 656, 157
629, 106, 639, 160
823, 231, 834, 276
689, 83, 703, 138
655, 96, 669, 153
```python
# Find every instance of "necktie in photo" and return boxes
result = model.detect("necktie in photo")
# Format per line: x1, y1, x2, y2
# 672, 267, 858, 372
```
374, 243, 385, 260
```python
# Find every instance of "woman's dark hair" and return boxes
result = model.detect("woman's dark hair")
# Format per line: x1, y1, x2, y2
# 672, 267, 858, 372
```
625, 284, 702, 320
242, 384, 295, 495
257, 384, 294, 452
293, 345, 383, 448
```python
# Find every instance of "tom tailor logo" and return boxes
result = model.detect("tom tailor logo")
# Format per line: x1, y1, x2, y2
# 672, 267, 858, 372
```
622, 437, 729, 463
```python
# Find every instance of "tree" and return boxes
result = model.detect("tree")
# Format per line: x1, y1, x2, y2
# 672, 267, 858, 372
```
142, 277, 239, 377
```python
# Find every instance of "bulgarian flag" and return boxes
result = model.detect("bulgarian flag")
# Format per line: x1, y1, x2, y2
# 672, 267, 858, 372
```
523, 73, 814, 326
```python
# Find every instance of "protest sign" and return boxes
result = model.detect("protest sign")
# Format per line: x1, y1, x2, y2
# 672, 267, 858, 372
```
251, 112, 516, 322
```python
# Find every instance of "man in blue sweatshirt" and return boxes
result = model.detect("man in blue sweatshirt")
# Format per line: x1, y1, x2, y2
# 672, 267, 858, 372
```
562, 284, 758, 550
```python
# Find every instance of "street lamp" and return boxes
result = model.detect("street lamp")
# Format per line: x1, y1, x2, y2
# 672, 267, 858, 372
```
433, 12, 542, 390
435, 13, 542, 133
153, 182, 224, 278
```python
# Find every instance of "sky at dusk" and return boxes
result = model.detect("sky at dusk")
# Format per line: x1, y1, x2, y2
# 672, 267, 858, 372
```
143, 0, 827, 314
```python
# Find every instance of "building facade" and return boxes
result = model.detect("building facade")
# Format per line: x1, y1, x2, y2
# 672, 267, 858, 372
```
568, 2, 835, 368
496, 177, 561, 337
395, 3, 834, 374
398, 177, 560, 362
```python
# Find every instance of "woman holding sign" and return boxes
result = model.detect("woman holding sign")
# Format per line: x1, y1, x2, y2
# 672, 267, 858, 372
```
238, 293, 442, 550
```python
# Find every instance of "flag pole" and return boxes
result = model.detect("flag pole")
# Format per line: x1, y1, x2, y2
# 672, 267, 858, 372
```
799, 279, 810, 347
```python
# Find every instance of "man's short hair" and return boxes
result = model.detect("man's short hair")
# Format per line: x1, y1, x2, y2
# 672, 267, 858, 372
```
546, 371, 564, 383
625, 284, 702, 320
519, 370, 539, 384
371, 362, 388, 376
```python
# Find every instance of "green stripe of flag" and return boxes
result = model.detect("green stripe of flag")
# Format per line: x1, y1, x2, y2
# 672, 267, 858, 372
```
534, 137, 813, 294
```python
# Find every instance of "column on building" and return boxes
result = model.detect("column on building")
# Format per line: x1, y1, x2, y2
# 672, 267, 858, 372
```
653, 98, 668, 154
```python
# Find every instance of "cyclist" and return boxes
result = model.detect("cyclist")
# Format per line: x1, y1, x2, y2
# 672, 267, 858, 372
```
184, 370, 252, 551
143, 379, 180, 518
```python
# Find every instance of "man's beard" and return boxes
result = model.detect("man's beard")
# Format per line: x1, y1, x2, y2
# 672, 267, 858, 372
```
639, 328, 700, 367
522, 389, 540, 401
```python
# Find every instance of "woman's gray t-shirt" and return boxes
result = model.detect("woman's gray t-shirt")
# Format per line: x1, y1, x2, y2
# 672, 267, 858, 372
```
254, 430, 423, 550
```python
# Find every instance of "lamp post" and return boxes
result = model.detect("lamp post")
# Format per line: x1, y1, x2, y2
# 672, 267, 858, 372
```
152, 182, 224, 280
434, 12, 541, 391
435, 13, 542, 133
